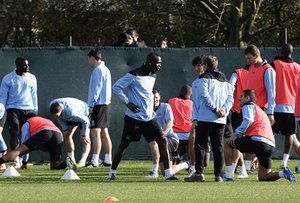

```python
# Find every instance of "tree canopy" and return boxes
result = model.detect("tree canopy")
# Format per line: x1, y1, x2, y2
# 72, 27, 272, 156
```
1, 0, 300, 47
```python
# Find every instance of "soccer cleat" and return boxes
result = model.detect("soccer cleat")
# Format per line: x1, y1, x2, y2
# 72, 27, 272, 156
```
165, 175, 179, 181
107, 173, 117, 181
76, 161, 86, 168
237, 173, 249, 179
215, 176, 223, 182
184, 173, 205, 182
295, 166, 300, 174
66, 156, 77, 170
101, 162, 112, 167
12, 157, 22, 169
144, 171, 159, 178
283, 167, 297, 182
13, 161, 21, 169
187, 167, 196, 178
86, 162, 99, 168
246, 169, 254, 174
0, 163, 6, 170
223, 176, 234, 182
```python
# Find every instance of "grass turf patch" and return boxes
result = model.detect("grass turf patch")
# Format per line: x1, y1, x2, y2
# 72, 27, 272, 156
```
0, 160, 300, 202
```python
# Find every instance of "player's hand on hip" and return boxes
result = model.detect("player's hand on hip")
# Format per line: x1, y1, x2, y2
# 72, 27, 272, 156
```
127, 102, 140, 113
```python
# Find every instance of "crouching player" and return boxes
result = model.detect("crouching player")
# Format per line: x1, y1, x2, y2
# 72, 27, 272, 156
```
226, 89, 296, 182
0, 116, 69, 170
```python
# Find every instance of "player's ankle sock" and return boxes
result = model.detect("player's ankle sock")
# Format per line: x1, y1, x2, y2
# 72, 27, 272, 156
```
79, 152, 88, 163
104, 154, 112, 164
245, 160, 251, 171
91, 154, 99, 165
151, 164, 159, 174
109, 169, 116, 176
164, 169, 172, 177
281, 154, 289, 167
68, 152, 75, 162
239, 165, 247, 175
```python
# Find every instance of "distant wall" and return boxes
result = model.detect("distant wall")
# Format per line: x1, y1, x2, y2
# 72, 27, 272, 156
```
1, 47, 299, 161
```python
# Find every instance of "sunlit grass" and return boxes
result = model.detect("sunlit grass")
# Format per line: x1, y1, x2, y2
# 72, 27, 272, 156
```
0, 160, 300, 202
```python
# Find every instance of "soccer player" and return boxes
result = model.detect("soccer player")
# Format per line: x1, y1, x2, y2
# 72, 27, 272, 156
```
270, 43, 300, 168
188, 55, 210, 177
168, 84, 193, 164
145, 88, 189, 178
244, 44, 276, 124
0, 116, 69, 170
226, 89, 296, 182
87, 49, 112, 167
107, 52, 178, 181
0, 57, 38, 168
49, 97, 91, 167
184, 55, 234, 182
227, 65, 250, 178
243, 45, 276, 172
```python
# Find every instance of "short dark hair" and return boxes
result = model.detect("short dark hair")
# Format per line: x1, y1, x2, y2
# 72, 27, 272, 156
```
242, 89, 256, 102
152, 88, 160, 95
87, 49, 101, 60
178, 84, 192, 99
15, 57, 27, 67
49, 102, 62, 114
204, 55, 218, 70
192, 55, 206, 66
244, 44, 260, 57
146, 52, 160, 63
281, 43, 293, 56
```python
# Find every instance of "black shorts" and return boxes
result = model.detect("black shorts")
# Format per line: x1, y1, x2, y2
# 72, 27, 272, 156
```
231, 111, 243, 131
64, 121, 82, 131
121, 115, 164, 143
7, 109, 36, 132
90, 104, 111, 128
224, 116, 234, 138
235, 136, 274, 169
272, 112, 296, 136
0, 111, 7, 127
23, 130, 63, 161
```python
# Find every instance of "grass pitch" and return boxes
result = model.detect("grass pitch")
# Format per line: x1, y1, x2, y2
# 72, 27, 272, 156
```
1, 160, 300, 203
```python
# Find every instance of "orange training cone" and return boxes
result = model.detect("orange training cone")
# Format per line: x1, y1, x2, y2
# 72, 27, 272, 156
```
104, 196, 119, 202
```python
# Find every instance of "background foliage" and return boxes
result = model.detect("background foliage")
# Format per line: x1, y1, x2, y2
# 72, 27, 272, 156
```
1, 0, 300, 47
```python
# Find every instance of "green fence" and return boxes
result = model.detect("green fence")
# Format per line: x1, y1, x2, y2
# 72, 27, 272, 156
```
1, 47, 300, 162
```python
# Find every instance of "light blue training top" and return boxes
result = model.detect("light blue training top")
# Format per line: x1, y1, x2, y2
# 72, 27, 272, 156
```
87, 61, 111, 107
155, 103, 179, 142
49, 97, 90, 136
0, 70, 38, 113
113, 67, 157, 122
192, 70, 234, 124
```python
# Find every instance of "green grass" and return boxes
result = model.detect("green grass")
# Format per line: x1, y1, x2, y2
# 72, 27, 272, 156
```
1, 160, 300, 202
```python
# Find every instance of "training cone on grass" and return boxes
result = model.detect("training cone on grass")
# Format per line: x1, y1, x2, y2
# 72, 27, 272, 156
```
2, 166, 21, 177
61, 169, 80, 180
104, 196, 119, 202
